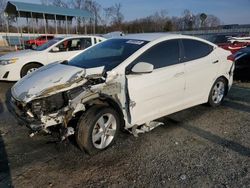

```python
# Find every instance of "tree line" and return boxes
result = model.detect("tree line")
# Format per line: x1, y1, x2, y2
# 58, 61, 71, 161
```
0, 0, 221, 34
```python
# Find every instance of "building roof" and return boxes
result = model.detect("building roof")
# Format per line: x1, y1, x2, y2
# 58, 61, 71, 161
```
5, 1, 93, 20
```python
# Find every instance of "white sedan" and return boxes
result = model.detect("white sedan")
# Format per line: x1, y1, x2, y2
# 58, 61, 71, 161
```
0, 35, 105, 81
11, 33, 235, 154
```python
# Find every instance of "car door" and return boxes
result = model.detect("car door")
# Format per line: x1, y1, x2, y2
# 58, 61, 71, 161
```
47, 38, 88, 64
126, 39, 186, 125
181, 39, 220, 104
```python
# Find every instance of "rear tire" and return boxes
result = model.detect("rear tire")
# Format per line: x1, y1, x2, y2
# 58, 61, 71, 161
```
31, 44, 37, 49
207, 77, 227, 107
76, 105, 120, 155
21, 63, 42, 78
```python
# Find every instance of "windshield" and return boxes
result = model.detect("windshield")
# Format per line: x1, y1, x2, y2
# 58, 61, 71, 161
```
35, 37, 63, 51
68, 39, 148, 71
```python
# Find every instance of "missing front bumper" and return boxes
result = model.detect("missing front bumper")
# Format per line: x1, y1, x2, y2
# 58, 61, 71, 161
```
10, 97, 44, 131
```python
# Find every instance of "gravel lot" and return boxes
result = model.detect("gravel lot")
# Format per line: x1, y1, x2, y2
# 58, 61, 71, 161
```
0, 80, 250, 188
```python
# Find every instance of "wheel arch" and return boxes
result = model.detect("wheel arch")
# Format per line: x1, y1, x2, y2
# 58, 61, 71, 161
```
75, 94, 125, 127
23, 61, 44, 67
207, 75, 229, 103
217, 75, 229, 95
88, 94, 124, 119
20, 61, 44, 77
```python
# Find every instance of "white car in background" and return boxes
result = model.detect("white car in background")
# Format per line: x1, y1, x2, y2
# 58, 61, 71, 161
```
11, 33, 234, 154
0, 35, 106, 81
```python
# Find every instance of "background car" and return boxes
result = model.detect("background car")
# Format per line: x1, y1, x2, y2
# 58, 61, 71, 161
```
234, 46, 250, 80
0, 35, 106, 81
25, 35, 54, 49
207, 34, 250, 54
11, 33, 234, 154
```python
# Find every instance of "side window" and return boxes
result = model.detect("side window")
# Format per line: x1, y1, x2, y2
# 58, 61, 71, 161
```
56, 39, 82, 52
56, 40, 67, 52
94, 37, 97, 44
131, 39, 180, 70
81, 38, 92, 49
182, 39, 213, 61
39, 36, 46, 40
70, 39, 82, 51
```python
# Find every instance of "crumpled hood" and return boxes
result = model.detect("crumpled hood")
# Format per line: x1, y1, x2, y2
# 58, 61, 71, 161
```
0, 50, 39, 60
11, 62, 104, 103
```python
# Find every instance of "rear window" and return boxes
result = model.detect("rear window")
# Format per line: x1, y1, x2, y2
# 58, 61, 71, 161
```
182, 39, 213, 61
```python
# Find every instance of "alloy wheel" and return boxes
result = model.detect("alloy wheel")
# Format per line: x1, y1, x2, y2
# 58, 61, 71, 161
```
92, 113, 117, 149
212, 81, 225, 104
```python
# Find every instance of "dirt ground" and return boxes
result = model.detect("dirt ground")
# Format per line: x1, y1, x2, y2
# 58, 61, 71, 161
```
0, 80, 250, 188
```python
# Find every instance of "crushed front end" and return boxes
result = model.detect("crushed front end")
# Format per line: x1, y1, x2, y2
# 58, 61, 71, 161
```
10, 91, 69, 132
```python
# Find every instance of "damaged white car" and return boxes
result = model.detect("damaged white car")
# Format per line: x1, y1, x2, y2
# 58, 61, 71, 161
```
10, 33, 235, 154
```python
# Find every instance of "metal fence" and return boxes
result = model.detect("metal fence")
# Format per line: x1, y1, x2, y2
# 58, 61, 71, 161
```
170, 28, 250, 35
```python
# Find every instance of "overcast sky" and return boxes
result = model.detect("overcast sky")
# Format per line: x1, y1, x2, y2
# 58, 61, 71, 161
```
12, 0, 250, 24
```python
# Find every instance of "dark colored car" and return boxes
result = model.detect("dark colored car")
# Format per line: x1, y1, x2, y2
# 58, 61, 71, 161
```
234, 46, 250, 80
25, 35, 54, 49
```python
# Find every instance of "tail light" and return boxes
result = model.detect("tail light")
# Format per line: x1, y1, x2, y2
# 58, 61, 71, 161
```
227, 54, 235, 62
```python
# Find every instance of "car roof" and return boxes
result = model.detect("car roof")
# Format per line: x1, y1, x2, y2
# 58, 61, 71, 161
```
118, 33, 216, 46
56, 35, 104, 40
119, 33, 183, 41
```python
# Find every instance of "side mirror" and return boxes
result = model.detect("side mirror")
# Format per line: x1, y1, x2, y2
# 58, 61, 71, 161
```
51, 47, 59, 52
131, 62, 154, 74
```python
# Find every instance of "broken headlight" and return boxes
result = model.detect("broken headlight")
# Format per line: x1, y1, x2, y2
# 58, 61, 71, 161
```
31, 92, 68, 115
66, 86, 85, 100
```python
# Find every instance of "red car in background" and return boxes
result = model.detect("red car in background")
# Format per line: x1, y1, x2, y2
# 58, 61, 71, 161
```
219, 40, 250, 54
209, 34, 250, 54
25, 35, 54, 49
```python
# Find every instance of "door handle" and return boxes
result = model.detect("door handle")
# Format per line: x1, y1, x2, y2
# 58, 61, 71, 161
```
212, 60, 219, 64
174, 72, 184, 77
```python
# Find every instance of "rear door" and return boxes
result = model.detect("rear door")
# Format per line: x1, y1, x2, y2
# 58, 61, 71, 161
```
181, 39, 220, 103
126, 39, 186, 125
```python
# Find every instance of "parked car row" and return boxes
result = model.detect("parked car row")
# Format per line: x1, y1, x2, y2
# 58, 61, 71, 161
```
7, 33, 235, 154
205, 34, 250, 81
207, 34, 250, 54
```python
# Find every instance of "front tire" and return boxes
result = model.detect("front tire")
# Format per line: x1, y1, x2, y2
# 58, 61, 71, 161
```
76, 105, 120, 155
21, 63, 42, 78
208, 77, 227, 107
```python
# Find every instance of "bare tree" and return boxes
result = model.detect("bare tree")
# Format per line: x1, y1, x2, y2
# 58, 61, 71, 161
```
182, 9, 194, 30
70, 0, 102, 33
40, 0, 48, 5
40, 0, 68, 7
104, 3, 124, 30
122, 10, 172, 33
84, 0, 102, 33
205, 15, 221, 28
52, 0, 68, 8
